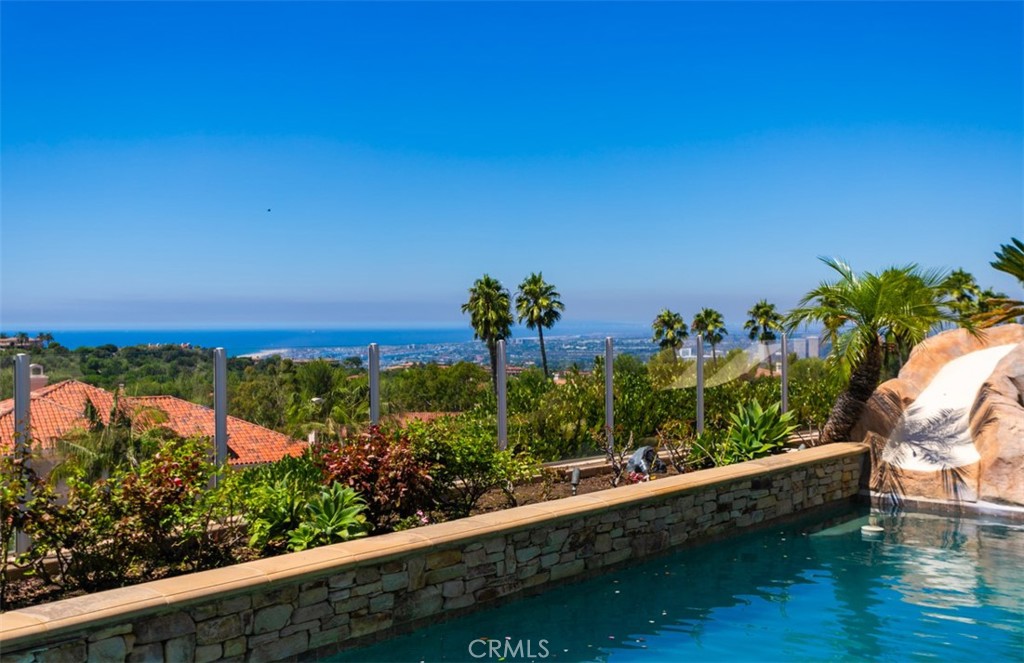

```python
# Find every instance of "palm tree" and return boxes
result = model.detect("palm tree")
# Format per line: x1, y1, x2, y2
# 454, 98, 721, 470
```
691, 308, 727, 365
52, 395, 169, 482
651, 309, 688, 361
992, 237, 1024, 284
462, 274, 514, 392
976, 238, 1024, 326
787, 257, 959, 443
515, 272, 564, 378
744, 300, 784, 371
940, 269, 983, 325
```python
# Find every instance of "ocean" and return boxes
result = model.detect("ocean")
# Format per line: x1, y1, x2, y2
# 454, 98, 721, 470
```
39, 329, 477, 357
32, 323, 654, 359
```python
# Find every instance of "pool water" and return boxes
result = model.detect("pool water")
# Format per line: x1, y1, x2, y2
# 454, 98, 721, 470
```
333, 508, 1024, 662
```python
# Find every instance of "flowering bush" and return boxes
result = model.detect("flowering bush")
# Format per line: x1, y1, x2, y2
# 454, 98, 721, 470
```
393, 510, 431, 531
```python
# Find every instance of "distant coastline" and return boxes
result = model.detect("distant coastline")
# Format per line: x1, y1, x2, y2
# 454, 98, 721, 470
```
1, 324, 653, 358
4, 325, 823, 369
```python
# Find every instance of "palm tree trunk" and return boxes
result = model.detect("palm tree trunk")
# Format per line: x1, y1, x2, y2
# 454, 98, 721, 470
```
711, 342, 718, 366
821, 341, 883, 443
538, 326, 549, 378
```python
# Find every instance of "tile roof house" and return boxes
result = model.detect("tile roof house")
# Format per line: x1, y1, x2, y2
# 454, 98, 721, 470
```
0, 379, 305, 467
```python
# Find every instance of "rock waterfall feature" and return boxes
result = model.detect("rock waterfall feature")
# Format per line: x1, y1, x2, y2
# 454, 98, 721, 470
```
853, 325, 1024, 508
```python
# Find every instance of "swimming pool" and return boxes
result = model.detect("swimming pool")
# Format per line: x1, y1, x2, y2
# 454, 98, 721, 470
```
332, 507, 1024, 662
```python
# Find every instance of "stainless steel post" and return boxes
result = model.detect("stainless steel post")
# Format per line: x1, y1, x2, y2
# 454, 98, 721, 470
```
696, 336, 705, 434
496, 340, 508, 450
369, 343, 381, 425
605, 337, 614, 453
14, 354, 31, 553
213, 348, 228, 485
781, 334, 789, 413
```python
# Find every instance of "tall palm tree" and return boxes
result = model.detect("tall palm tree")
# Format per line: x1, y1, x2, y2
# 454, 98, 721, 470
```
651, 309, 688, 361
744, 300, 784, 371
515, 272, 564, 378
977, 238, 1024, 326
992, 237, 1024, 284
940, 269, 982, 326
462, 274, 514, 392
787, 257, 959, 443
691, 308, 727, 365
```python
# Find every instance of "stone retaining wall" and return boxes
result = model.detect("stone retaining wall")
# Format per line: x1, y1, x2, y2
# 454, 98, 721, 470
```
0, 443, 868, 663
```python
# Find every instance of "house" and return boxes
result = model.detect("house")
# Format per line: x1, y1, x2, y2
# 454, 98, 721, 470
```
0, 377, 305, 468
0, 336, 43, 350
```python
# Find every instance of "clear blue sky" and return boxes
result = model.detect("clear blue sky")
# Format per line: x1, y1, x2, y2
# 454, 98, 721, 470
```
2, 1, 1021, 331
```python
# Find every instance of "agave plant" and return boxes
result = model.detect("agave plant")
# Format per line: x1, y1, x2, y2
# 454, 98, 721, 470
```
287, 484, 369, 552
724, 399, 797, 464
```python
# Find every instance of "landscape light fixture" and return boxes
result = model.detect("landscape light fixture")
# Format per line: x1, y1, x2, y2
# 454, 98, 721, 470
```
571, 467, 581, 496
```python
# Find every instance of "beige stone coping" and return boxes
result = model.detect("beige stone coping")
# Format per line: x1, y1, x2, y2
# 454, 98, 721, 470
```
0, 442, 867, 649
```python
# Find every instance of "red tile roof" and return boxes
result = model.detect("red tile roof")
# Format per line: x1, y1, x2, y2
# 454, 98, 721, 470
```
391, 411, 454, 427
0, 380, 304, 467
130, 395, 304, 465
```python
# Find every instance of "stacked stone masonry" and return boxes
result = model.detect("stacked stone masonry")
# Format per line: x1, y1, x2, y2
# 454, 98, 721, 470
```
0, 443, 867, 663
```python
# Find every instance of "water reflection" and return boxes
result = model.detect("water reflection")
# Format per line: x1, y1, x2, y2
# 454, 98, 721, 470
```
334, 508, 1024, 662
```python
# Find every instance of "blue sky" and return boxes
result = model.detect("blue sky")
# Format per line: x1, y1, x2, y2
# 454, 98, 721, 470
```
2, 1, 1021, 331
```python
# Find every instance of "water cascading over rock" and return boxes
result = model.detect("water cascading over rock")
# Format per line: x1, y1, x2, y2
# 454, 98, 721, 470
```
852, 324, 1024, 508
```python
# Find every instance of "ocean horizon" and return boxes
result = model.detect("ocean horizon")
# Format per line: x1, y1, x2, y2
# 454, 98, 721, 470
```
10, 324, 656, 358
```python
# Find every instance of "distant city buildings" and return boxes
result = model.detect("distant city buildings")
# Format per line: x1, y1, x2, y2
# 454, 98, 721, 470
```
245, 332, 823, 370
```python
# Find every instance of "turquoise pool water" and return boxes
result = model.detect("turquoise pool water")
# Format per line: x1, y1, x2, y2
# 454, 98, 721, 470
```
333, 508, 1024, 662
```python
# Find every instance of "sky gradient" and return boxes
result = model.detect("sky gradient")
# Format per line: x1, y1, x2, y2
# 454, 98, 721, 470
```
2, 1, 1021, 330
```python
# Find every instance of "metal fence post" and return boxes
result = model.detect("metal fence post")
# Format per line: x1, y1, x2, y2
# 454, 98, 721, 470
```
605, 337, 614, 453
369, 343, 381, 425
781, 333, 789, 414
696, 336, 705, 434
14, 354, 31, 553
213, 348, 228, 486
496, 340, 508, 450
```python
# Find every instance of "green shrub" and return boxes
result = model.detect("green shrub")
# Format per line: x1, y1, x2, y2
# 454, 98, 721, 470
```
512, 366, 603, 461
688, 428, 730, 468
21, 436, 242, 593
0, 452, 52, 610
243, 470, 320, 553
408, 413, 539, 518
788, 358, 843, 436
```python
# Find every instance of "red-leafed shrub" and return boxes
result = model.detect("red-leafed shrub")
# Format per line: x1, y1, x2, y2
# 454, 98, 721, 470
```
315, 426, 432, 531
